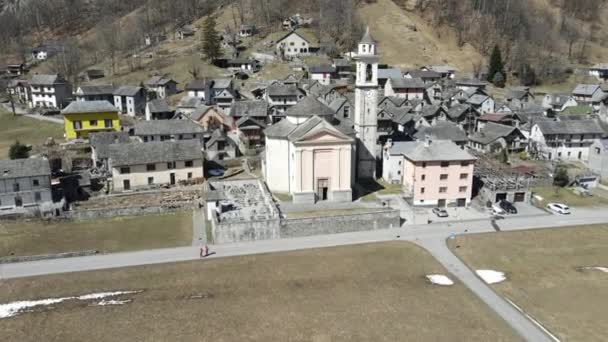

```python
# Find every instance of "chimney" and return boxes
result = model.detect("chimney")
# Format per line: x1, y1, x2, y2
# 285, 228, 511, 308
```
424, 134, 432, 147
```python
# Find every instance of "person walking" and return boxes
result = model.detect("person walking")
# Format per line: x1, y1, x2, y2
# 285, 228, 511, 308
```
203, 244, 209, 257
199, 246, 204, 258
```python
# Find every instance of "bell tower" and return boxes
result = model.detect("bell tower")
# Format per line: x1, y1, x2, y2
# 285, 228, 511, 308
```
354, 27, 379, 180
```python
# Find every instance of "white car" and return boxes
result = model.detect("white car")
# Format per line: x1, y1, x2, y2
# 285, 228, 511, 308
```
491, 204, 505, 215
547, 203, 571, 215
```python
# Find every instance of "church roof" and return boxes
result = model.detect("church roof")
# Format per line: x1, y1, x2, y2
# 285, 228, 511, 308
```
360, 27, 375, 44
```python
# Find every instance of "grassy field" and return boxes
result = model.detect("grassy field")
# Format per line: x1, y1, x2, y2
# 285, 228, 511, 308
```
448, 226, 608, 342
0, 212, 192, 257
532, 186, 608, 207
0, 108, 64, 159
0, 242, 518, 341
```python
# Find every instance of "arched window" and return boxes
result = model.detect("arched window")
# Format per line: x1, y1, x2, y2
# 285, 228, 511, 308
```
366, 64, 372, 82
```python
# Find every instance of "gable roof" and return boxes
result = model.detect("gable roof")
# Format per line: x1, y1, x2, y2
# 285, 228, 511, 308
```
478, 113, 512, 123
266, 83, 302, 97
447, 104, 470, 120
388, 140, 475, 161
389, 77, 426, 89
535, 120, 604, 135
77, 84, 114, 96
359, 27, 376, 44
114, 86, 143, 96
405, 70, 441, 79
134, 120, 205, 136
377, 68, 402, 80
146, 75, 177, 87
572, 84, 601, 96
419, 104, 445, 118
178, 96, 203, 108
89, 132, 131, 159
229, 100, 268, 118
466, 94, 491, 105
287, 116, 353, 143
414, 121, 467, 142
61, 100, 117, 115
276, 30, 311, 45
236, 116, 267, 129
309, 65, 336, 74
544, 93, 574, 107
469, 122, 524, 145
284, 96, 335, 117
0, 158, 51, 178
31, 74, 64, 85
109, 140, 202, 167
147, 99, 171, 113
506, 87, 532, 100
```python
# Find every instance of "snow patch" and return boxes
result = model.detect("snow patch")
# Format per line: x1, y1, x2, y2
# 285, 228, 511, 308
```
581, 266, 608, 273
476, 270, 506, 284
0, 290, 142, 319
426, 274, 454, 286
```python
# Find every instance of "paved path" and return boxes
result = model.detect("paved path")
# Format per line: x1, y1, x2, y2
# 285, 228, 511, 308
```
1, 103, 63, 124
191, 208, 206, 246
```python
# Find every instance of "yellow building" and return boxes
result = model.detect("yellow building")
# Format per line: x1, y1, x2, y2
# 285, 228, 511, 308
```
61, 100, 121, 139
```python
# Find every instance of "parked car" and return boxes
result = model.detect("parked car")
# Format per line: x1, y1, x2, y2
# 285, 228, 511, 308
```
432, 207, 449, 218
499, 200, 517, 214
491, 203, 506, 215
547, 203, 570, 215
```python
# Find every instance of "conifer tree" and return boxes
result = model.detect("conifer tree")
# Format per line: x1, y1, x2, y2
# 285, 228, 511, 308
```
487, 45, 506, 87
202, 16, 221, 61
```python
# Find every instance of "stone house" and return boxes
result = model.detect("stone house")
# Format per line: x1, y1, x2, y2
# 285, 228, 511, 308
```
530, 120, 604, 161
276, 30, 313, 58
468, 122, 527, 153
263, 83, 305, 115
542, 93, 578, 113
384, 77, 426, 100
89, 131, 131, 169
589, 64, 608, 81
229, 100, 269, 123
236, 116, 267, 147
190, 105, 234, 131
505, 86, 535, 110
29, 74, 71, 109
205, 129, 241, 161
113, 86, 146, 117
382, 139, 476, 207
423, 65, 457, 79
309, 65, 337, 85
109, 140, 204, 192
466, 94, 495, 114
403, 70, 442, 84
0, 158, 54, 215
145, 75, 178, 99
588, 139, 608, 180
145, 99, 174, 121
75, 84, 114, 104
6, 79, 30, 104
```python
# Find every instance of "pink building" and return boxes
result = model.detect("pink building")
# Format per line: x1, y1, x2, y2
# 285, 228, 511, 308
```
383, 139, 476, 207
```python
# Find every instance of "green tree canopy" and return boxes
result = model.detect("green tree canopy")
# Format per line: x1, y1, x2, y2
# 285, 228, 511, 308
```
202, 16, 222, 61
9, 140, 31, 160
553, 164, 570, 188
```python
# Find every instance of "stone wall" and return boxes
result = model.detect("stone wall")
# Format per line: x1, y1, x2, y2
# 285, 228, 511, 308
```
63, 202, 195, 221
211, 217, 281, 244
280, 209, 401, 238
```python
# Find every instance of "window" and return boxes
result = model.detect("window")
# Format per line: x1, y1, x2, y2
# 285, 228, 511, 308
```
302, 42, 306, 46
185, 160, 194, 167
398, 160, 402, 166
34, 192, 41, 201
143, 136, 148, 142
596, 147, 601, 154
441, 161, 450, 168
422, 162, 427, 168
120, 167, 130, 174
290, 42, 294, 46
13, 183, 19, 192
148, 177, 154, 185
440, 174, 448, 180
32, 179, 39, 186
420, 187, 425, 194
73, 120, 82, 130
217, 141, 225, 151
90, 120, 98, 126
421, 174, 426, 181
439, 187, 447, 193
178, 135, 183, 140
461, 161, 470, 167
104, 119, 112, 128
459, 186, 468, 193
187, 172, 193, 179
167, 162, 176, 169
397, 170, 401, 175
343, 106, 350, 118
460, 173, 469, 180
146, 164, 156, 171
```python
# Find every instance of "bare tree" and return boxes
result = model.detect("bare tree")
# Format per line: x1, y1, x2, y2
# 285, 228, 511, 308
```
50, 38, 84, 87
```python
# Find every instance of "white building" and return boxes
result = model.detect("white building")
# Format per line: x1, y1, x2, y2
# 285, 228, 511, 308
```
530, 120, 604, 161
108, 140, 204, 192
276, 31, 311, 58
466, 94, 495, 114
113, 86, 146, 117
145, 76, 178, 99
29, 74, 71, 109
309, 65, 336, 85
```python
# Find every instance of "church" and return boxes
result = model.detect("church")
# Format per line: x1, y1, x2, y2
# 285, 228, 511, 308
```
263, 28, 380, 203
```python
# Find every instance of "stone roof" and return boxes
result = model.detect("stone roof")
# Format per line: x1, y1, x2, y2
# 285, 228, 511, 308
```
505, 87, 531, 100
146, 75, 177, 86
134, 120, 205, 136
61, 100, 117, 115
109, 140, 202, 167
377, 68, 402, 80
388, 140, 476, 162
447, 104, 470, 120
572, 84, 601, 96
535, 119, 604, 135
265, 83, 302, 97
230, 100, 268, 118
284, 96, 335, 117
77, 84, 114, 95
0, 158, 51, 178
414, 121, 467, 142
455, 78, 487, 87
405, 70, 441, 79
178, 96, 203, 108
428, 65, 457, 73
466, 94, 491, 105
328, 96, 348, 112
309, 65, 336, 74
147, 99, 171, 113
469, 122, 522, 145
31, 74, 64, 85
236, 116, 267, 129
189, 106, 214, 121
545, 93, 573, 107
287, 116, 353, 142
186, 78, 232, 91
264, 118, 297, 138
478, 113, 512, 123
113, 86, 143, 96
389, 77, 426, 89
419, 104, 445, 118
359, 27, 375, 44
89, 132, 131, 159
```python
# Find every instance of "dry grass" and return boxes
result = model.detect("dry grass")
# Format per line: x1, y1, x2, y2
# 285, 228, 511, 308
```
448, 225, 608, 342
532, 186, 608, 208
0, 212, 192, 257
0, 242, 517, 341
0, 108, 64, 159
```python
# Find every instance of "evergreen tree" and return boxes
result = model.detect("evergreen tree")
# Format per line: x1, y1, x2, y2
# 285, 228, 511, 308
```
9, 140, 31, 160
487, 45, 506, 86
202, 16, 221, 61
553, 164, 570, 188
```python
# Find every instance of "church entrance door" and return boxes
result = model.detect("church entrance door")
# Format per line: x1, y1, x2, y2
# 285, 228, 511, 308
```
317, 178, 329, 201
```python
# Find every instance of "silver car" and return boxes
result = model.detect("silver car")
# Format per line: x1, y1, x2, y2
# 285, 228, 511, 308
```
432, 207, 449, 217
